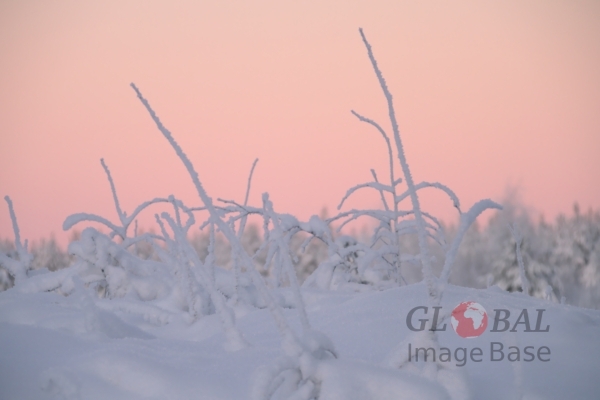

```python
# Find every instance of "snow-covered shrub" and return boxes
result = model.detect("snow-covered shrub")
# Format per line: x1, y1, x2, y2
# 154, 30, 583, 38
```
60, 167, 254, 346
301, 29, 501, 301
208, 25, 498, 397
0, 196, 34, 285
303, 28, 502, 399
0, 84, 335, 358
128, 71, 362, 394
0, 234, 72, 292
129, 82, 342, 356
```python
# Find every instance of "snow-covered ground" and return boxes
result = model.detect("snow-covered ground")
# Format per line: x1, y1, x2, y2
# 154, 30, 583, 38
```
1, 282, 599, 400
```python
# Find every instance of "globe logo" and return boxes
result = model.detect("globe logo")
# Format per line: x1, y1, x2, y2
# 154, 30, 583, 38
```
451, 301, 488, 338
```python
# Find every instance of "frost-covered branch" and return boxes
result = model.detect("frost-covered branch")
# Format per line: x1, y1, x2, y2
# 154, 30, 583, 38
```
370, 169, 390, 211
63, 213, 125, 238
5, 197, 25, 256
162, 212, 248, 350
351, 110, 396, 190
358, 28, 434, 296
121, 232, 165, 248
63, 196, 198, 240
100, 159, 126, 227
128, 197, 194, 228
440, 199, 502, 283
263, 193, 311, 332
232, 158, 259, 301
350, 109, 404, 281
395, 181, 461, 213
330, 209, 409, 231
337, 181, 395, 210
244, 158, 259, 206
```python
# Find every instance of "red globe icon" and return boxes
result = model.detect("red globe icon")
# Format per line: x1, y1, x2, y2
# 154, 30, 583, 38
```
451, 301, 488, 338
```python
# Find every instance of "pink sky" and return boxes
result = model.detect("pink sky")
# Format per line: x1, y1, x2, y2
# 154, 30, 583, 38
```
1, 1, 599, 247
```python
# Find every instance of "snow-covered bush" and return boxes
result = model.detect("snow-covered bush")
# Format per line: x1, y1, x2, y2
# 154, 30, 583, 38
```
0, 196, 34, 285
301, 30, 501, 302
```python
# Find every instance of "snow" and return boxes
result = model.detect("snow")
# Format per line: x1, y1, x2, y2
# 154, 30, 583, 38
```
1, 282, 599, 399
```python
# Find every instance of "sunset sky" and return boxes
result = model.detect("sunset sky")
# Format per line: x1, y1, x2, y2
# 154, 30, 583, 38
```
1, 1, 599, 247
